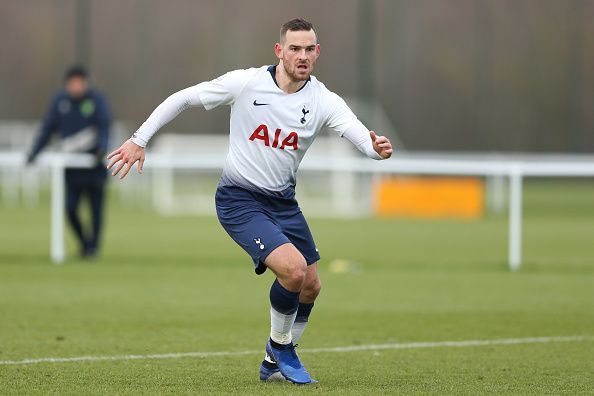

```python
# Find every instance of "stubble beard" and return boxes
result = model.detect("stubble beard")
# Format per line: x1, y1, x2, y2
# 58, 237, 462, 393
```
282, 59, 313, 82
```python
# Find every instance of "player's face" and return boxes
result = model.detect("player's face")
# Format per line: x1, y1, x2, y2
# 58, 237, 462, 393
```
276, 29, 320, 82
65, 76, 88, 99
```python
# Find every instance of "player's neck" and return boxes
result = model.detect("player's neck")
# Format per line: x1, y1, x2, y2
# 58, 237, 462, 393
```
275, 63, 307, 94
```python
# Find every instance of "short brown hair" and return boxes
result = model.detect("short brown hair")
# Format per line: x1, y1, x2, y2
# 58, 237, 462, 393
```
280, 18, 316, 43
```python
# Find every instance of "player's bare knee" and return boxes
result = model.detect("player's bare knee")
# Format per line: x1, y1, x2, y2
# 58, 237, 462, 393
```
284, 260, 307, 289
311, 277, 322, 298
302, 277, 322, 301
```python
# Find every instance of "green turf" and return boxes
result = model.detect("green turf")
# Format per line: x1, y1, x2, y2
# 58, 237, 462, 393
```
1, 180, 593, 394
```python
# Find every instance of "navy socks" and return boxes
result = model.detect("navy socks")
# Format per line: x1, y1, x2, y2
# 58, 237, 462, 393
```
269, 279, 300, 315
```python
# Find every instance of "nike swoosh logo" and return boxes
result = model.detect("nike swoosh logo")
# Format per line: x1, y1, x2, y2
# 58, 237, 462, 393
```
253, 100, 270, 106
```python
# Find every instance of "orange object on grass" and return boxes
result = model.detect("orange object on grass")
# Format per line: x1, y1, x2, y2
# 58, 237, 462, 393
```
373, 177, 485, 219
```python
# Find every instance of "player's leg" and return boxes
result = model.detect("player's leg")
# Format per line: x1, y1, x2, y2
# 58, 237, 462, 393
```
261, 262, 320, 380
263, 243, 315, 384
65, 180, 87, 256
87, 177, 106, 258
278, 207, 321, 344
214, 186, 315, 383
293, 263, 321, 344
258, 202, 321, 382
264, 243, 307, 344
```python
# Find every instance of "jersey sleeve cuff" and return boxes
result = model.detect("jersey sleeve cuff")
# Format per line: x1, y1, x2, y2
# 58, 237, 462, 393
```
371, 151, 384, 160
131, 134, 148, 148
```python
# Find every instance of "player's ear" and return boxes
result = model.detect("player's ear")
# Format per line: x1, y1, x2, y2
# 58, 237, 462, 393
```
274, 43, 283, 59
315, 44, 320, 58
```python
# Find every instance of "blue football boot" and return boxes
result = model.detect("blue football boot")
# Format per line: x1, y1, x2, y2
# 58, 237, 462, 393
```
259, 360, 287, 382
265, 340, 316, 384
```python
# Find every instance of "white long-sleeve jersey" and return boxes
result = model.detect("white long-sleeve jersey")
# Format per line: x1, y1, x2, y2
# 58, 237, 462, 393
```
132, 65, 384, 195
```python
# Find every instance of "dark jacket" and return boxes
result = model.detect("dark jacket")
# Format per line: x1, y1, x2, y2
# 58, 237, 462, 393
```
29, 88, 111, 163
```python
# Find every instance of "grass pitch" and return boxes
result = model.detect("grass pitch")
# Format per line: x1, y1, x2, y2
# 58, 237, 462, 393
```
0, 180, 593, 394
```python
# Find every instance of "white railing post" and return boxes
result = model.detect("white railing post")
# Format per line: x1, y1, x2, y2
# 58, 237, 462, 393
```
153, 166, 174, 215
1, 165, 20, 206
508, 165, 523, 271
330, 143, 357, 217
50, 157, 65, 264
22, 166, 41, 208
487, 174, 505, 214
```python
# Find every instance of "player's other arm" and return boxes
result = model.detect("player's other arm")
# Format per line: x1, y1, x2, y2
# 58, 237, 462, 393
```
343, 123, 393, 160
323, 92, 392, 160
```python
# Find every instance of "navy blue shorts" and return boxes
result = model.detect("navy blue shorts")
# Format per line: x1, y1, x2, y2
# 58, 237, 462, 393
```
215, 185, 320, 275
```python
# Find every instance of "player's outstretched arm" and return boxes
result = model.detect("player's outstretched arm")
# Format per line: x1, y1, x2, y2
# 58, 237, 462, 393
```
341, 123, 393, 160
370, 131, 393, 159
324, 91, 393, 160
106, 85, 205, 179
106, 69, 254, 179
106, 139, 145, 179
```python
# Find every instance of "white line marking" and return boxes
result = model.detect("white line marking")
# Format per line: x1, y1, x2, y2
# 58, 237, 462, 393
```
0, 335, 591, 366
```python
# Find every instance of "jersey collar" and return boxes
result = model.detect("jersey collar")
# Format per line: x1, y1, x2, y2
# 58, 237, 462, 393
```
267, 65, 310, 93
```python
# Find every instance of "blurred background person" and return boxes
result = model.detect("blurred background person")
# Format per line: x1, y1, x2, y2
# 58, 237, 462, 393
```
27, 65, 111, 259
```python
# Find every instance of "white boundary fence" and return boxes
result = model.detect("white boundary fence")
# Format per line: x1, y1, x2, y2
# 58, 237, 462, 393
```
1, 151, 594, 270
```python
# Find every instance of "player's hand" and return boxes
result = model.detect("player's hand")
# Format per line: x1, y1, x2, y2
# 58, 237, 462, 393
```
106, 139, 145, 179
370, 131, 393, 159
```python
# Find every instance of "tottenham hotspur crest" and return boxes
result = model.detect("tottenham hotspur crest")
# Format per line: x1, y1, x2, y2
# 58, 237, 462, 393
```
254, 238, 265, 250
300, 104, 310, 124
